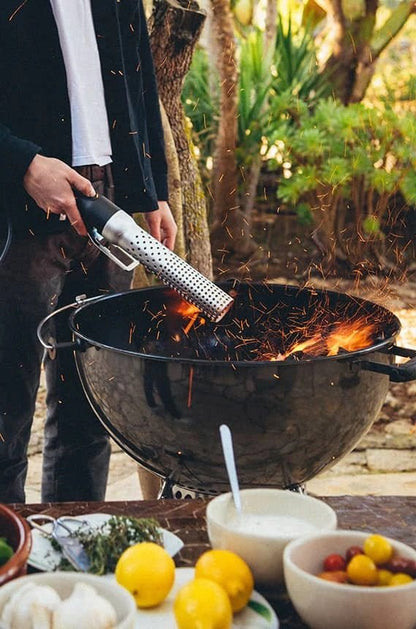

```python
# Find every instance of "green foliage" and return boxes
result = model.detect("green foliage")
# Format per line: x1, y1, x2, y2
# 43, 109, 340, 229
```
237, 28, 276, 168
401, 171, 416, 204
181, 49, 219, 162
272, 15, 330, 102
363, 215, 382, 235
181, 15, 330, 176
273, 94, 416, 229
296, 202, 314, 225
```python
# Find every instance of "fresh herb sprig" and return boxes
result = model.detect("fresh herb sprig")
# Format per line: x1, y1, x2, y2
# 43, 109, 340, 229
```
52, 515, 162, 575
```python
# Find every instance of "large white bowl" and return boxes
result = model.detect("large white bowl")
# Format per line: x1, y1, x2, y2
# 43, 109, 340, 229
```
206, 488, 337, 587
0, 571, 137, 629
283, 529, 416, 629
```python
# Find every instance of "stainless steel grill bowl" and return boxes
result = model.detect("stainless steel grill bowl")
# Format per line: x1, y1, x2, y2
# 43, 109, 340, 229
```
43, 282, 416, 495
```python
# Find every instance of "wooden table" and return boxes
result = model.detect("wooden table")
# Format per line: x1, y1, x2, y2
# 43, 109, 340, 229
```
12, 496, 416, 628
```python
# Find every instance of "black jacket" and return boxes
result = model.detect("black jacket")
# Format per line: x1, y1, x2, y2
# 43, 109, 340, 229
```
0, 0, 168, 235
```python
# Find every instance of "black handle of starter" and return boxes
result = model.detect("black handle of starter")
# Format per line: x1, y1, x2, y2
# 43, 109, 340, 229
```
75, 191, 120, 233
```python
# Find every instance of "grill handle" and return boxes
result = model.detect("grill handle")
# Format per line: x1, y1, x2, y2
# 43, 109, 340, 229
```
360, 345, 416, 382
36, 294, 95, 358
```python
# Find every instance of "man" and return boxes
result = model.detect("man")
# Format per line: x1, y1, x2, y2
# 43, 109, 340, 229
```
0, 0, 177, 503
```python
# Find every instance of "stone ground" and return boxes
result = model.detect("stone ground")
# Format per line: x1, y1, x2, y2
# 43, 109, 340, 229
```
25, 277, 416, 503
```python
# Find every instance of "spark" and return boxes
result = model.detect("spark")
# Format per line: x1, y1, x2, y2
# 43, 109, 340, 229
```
9, 1, 28, 21
187, 367, 194, 408
183, 312, 199, 335
129, 322, 136, 345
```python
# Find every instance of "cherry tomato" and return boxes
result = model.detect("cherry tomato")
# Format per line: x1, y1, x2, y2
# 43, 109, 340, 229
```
388, 573, 413, 586
376, 569, 393, 586
404, 559, 416, 577
323, 553, 346, 572
318, 570, 349, 583
345, 546, 363, 563
347, 554, 378, 586
363, 534, 393, 565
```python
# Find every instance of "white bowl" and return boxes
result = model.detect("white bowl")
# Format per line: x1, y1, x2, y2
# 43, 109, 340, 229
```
283, 529, 416, 629
0, 571, 137, 629
206, 488, 337, 587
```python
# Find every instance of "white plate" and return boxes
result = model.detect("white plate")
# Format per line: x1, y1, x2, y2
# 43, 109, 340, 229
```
108, 567, 279, 629
28, 513, 184, 572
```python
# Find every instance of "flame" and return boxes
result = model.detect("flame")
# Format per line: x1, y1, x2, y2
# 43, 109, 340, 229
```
262, 316, 379, 361
168, 298, 204, 336
284, 317, 377, 358
174, 300, 201, 319
325, 318, 377, 356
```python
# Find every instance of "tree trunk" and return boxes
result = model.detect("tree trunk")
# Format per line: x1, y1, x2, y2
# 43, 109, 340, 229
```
133, 8, 184, 290
320, 0, 415, 104
159, 101, 185, 259
264, 0, 278, 51
132, 101, 185, 289
149, 0, 213, 278
209, 0, 256, 262
240, 1, 277, 221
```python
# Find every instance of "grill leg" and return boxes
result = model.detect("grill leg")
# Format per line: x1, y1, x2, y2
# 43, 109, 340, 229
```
286, 483, 307, 494
158, 479, 210, 499
158, 478, 175, 499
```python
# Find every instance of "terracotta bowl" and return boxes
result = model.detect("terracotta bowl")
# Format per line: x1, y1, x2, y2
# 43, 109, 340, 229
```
0, 504, 32, 586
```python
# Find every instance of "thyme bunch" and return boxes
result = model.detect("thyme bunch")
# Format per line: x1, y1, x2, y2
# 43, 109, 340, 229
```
53, 515, 162, 575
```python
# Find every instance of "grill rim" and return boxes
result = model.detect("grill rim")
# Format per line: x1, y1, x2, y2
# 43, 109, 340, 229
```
68, 283, 402, 367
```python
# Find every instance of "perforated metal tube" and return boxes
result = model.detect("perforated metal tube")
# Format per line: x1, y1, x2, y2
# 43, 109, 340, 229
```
102, 210, 234, 321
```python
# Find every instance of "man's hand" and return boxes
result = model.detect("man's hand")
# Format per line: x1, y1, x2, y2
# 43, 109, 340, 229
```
144, 201, 177, 250
23, 154, 96, 236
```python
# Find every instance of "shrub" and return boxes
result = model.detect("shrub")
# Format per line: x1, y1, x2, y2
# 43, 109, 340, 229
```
268, 95, 416, 272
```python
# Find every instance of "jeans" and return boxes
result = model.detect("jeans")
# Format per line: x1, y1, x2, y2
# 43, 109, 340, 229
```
0, 173, 132, 503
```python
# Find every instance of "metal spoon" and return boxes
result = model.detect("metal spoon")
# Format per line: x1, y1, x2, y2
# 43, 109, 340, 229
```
219, 424, 242, 513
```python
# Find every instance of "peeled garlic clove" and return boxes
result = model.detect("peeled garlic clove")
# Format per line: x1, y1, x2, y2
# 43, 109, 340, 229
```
1, 583, 61, 629
53, 582, 117, 629
31, 601, 55, 629
1, 583, 36, 629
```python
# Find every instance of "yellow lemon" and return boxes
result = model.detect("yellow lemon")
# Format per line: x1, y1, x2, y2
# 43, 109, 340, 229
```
115, 541, 175, 608
174, 577, 233, 629
195, 549, 254, 612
